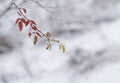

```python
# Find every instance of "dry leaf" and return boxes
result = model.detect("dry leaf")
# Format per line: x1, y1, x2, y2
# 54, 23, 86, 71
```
46, 44, 52, 50
33, 35, 38, 45
59, 44, 65, 53
45, 32, 51, 37
28, 32, 32, 37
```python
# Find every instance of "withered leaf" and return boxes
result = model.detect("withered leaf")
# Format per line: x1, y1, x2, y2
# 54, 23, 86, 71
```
28, 32, 32, 37
45, 32, 51, 37
59, 44, 65, 53
33, 35, 38, 45
36, 32, 42, 37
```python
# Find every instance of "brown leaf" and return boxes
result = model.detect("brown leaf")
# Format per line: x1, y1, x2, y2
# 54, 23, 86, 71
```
36, 32, 42, 37
33, 35, 38, 45
28, 32, 32, 37
18, 22, 23, 31
45, 32, 51, 37
46, 44, 52, 50
55, 40, 60, 43
46, 45, 49, 50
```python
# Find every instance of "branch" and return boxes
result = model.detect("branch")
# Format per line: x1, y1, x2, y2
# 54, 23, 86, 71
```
0, 0, 27, 18
11, 0, 65, 53
26, 0, 62, 20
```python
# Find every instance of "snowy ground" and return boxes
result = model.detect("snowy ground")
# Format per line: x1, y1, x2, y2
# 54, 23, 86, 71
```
0, 0, 120, 83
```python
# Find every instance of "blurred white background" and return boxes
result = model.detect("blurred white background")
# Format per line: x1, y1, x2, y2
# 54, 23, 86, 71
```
0, 0, 120, 83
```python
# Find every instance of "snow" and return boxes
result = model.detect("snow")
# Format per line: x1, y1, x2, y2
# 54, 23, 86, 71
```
0, 0, 120, 83
77, 62, 120, 83
101, 19, 120, 45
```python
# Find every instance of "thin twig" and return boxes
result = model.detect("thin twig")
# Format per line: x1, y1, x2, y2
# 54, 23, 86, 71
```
27, 0, 63, 20
12, 2, 28, 20
29, 0, 55, 16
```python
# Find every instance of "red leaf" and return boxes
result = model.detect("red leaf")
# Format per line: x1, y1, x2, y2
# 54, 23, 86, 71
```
33, 35, 38, 45
15, 18, 20, 24
30, 20, 36, 25
25, 20, 30, 26
17, 12, 21, 16
21, 18, 29, 26
22, 8, 27, 14
28, 32, 32, 37
18, 22, 23, 31
21, 18, 26, 23
32, 26, 37, 30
